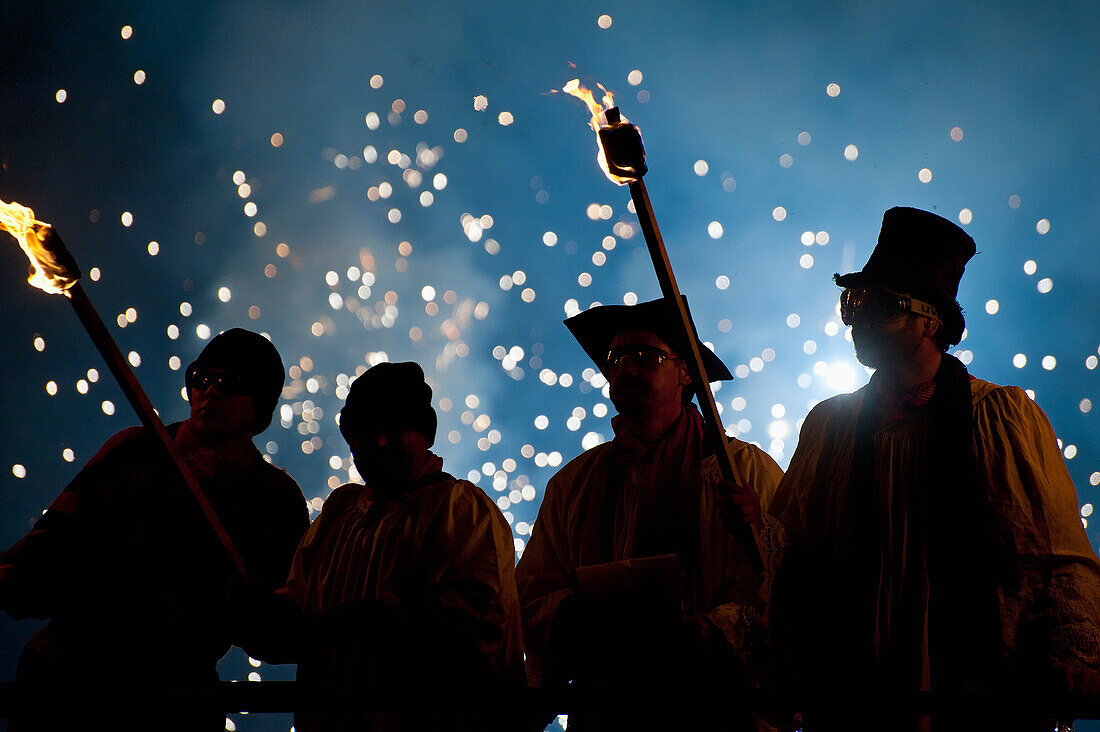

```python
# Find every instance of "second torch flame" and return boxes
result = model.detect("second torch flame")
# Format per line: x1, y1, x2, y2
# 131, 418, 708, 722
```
562, 78, 640, 186
0, 199, 80, 295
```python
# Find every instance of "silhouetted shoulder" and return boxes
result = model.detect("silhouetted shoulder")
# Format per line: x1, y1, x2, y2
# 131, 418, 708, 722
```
970, 379, 1038, 416
723, 436, 785, 508
806, 388, 867, 426
83, 425, 152, 468
543, 442, 616, 500
970, 378, 1063, 452
726, 435, 778, 468
453, 478, 507, 520
320, 483, 368, 515
413, 477, 501, 525
556, 442, 615, 477
253, 458, 305, 497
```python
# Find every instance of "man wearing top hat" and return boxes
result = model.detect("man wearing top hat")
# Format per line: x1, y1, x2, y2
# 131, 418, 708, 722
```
0, 328, 309, 731
516, 297, 783, 729
768, 207, 1100, 729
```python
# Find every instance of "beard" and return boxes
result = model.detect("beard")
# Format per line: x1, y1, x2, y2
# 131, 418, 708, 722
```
852, 336, 883, 370
851, 322, 924, 371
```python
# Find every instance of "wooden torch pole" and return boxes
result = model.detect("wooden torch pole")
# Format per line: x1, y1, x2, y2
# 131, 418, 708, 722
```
67, 282, 251, 580
603, 108, 765, 574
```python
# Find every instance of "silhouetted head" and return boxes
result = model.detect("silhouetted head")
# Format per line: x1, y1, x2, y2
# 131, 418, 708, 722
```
601, 329, 693, 421
835, 206, 976, 351
185, 328, 285, 436
339, 362, 437, 488
564, 297, 731, 432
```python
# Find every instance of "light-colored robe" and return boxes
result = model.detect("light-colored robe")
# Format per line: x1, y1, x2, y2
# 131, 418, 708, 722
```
281, 474, 524, 731
769, 378, 1100, 713
517, 432, 783, 691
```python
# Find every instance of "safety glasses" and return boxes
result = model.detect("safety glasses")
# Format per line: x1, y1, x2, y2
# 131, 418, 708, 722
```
840, 287, 939, 326
605, 345, 678, 371
186, 366, 249, 396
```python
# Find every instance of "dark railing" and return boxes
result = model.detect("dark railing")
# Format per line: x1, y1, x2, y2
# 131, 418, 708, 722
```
1, 682, 1097, 720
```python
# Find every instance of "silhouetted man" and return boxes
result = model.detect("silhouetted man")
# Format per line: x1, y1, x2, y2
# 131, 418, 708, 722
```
517, 298, 783, 730
0, 328, 309, 731
241, 361, 524, 731
769, 207, 1100, 730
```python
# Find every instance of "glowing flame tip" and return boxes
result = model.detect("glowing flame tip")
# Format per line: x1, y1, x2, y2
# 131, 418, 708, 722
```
560, 79, 637, 186
0, 199, 79, 295
562, 78, 616, 130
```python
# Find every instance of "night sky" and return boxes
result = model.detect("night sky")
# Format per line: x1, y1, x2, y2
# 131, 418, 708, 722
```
2, 2, 1098, 729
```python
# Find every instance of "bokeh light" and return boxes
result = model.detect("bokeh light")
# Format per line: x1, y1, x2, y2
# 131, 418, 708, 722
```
2, 5, 1099, 724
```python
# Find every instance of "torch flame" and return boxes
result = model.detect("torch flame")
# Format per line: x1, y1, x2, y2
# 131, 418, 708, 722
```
0, 199, 79, 295
562, 79, 636, 185
562, 78, 616, 131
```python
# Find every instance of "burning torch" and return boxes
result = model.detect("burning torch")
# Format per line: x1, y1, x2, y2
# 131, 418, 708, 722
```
0, 199, 251, 580
562, 81, 764, 573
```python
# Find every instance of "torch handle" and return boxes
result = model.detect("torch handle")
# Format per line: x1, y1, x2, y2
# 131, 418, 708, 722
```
626, 180, 765, 575
67, 283, 252, 581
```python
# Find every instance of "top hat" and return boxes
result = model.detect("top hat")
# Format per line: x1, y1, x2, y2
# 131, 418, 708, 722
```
835, 207, 976, 344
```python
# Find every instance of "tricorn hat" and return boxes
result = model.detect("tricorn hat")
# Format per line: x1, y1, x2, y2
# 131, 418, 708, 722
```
564, 296, 733, 382
834, 206, 976, 345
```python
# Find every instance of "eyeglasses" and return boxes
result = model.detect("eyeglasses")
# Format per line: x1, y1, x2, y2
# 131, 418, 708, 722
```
840, 287, 939, 326
605, 345, 678, 371
186, 366, 249, 396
